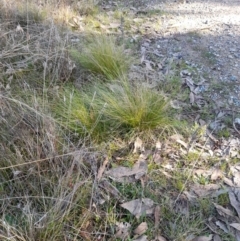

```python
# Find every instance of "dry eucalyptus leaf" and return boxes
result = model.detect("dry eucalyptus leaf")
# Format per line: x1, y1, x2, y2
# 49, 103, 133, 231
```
97, 157, 109, 181
183, 191, 198, 203
16, 24, 24, 33
174, 194, 189, 216
109, 23, 121, 28
211, 169, 223, 181
229, 191, 240, 218
153, 152, 162, 164
133, 137, 144, 154
169, 134, 183, 141
213, 203, 235, 218
133, 235, 148, 241
185, 77, 195, 90
155, 141, 162, 150
99, 180, 123, 201
106, 158, 147, 183
106, 166, 131, 179
191, 235, 212, 241
216, 220, 229, 233
223, 177, 234, 187
213, 234, 222, 241
192, 184, 220, 197
133, 159, 148, 180
120, 198, 154, 218
235, 230, 240, 241
233, 173, 240, 187
230, 223, 240, 231
154, 205, 161, 229
189, 92, 195, 104
145, 61, 154, 71
176, 139, 188, 149
151, 236, 167, 241
207, 219, 219, 233
134, 222, 148, 236
115, 222, 131, 239
194, 169, 212, 178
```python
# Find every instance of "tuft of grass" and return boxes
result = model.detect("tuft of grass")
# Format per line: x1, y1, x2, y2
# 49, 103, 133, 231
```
0, 92, 96, 241
55, 86, 108, 142
54, 81, 172, 142
95, 81, 172, 131
69, 34, 131, 80
73, 0, 99, 16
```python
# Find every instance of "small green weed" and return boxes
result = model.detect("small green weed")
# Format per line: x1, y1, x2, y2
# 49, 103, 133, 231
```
73, 0, 98, 15
198, 198, 215, 217
217, 193, 230, 207
217, 128, 231, 138
145, 9, 165, 17
201, 50, 217, 65
161, 199, 205, 240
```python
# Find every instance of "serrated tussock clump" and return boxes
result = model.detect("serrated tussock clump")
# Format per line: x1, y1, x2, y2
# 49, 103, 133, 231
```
70, 34, 131, 80
55, 81, 172, 141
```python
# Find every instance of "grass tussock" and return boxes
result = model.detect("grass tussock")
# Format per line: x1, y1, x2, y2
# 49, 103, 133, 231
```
55, 81, 171, 141
0, 93, 97, 240
70, 34, 131, 80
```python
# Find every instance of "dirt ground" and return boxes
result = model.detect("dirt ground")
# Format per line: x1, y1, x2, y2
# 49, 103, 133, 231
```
109, 0, 240, 129
158, 0, 240, 107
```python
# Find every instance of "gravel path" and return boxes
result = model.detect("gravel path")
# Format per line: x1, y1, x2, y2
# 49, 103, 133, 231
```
149, 0, 240, 109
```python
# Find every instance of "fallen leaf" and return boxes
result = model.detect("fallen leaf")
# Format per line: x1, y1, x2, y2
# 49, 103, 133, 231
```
120, 198, 154, 218
185, 77, 195, 91
223, 177, 234, 187
216, 220, 229, 233
183, 191, 198, 203
145, 61, 154, 71
211, 169, 223, 181
109, 23, 121, 28
153, 152, 162, 164
229, 191, 240, 218
106, 158, 147, 183
235, 230, 240, 241
97, 157, 109, 181
151, 236, 167, 241
115, 222, 131, 239
134, 222, 148, 236
106, 166, 133, 178
189, 92, 195, 104
133, 18, 143, 23
230, 223, 240, 231
133, 137, 144, 153
154, 206, 161, 229
174, 194, 189, 216
214, 203, 235, 218
207, 218, 219, 233
169, 134, 184, 141
213, 234, 222, 241
16, 23, 24, 33
233, 173, 240, 187
133, 235, 148, 241
191, 235, 213, 241
192, 184, 220, 197
194, 169, 212, 178
141, 54, 145, 64
99, 180, 123, 201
